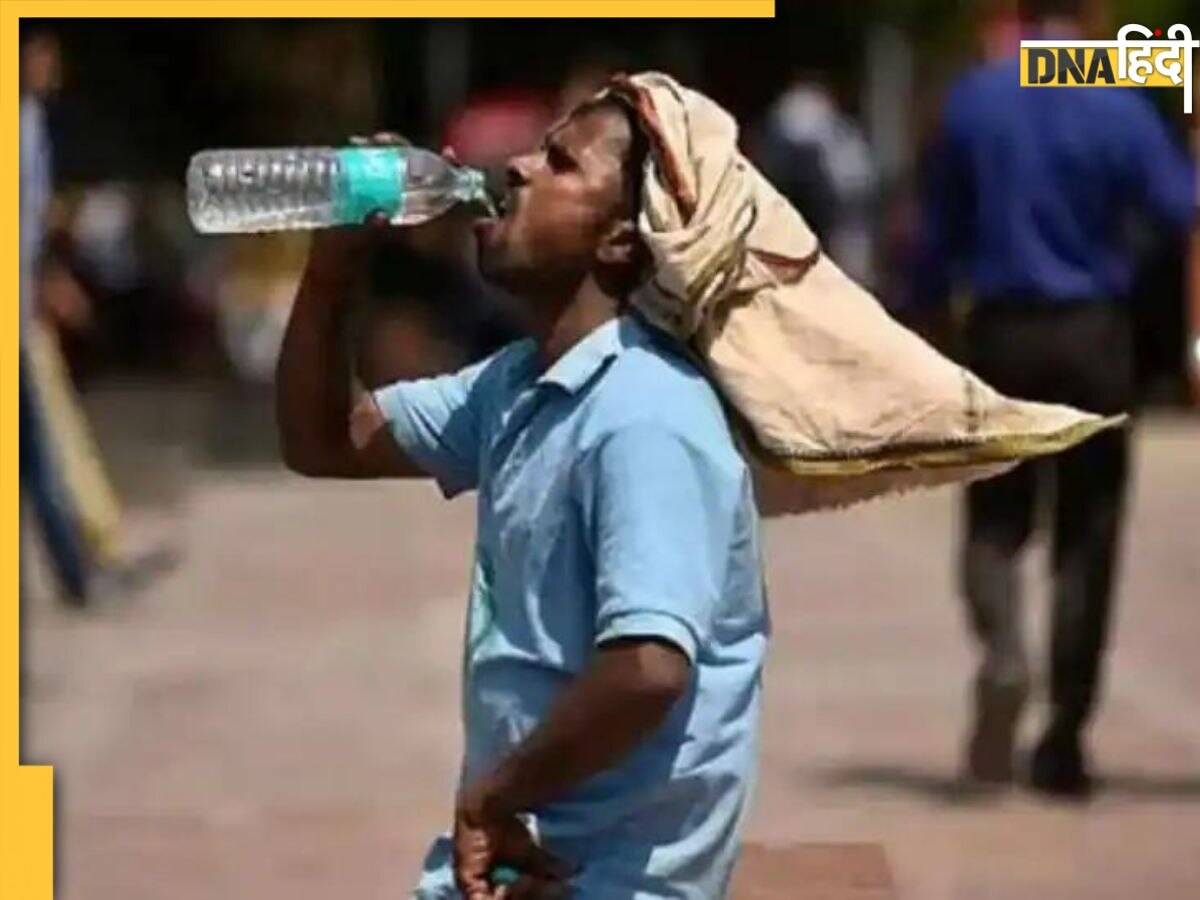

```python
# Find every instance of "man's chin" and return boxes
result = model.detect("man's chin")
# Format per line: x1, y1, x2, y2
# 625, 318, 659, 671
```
476, 245, 523, 294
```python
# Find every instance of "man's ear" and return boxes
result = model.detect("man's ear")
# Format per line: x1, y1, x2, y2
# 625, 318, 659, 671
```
595, 218, 642, 268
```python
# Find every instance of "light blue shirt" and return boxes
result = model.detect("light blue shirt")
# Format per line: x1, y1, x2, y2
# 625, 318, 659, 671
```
373, 314, 769, 899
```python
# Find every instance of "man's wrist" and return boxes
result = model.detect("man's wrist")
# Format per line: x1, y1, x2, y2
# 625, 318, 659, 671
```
468, 764, 524, 822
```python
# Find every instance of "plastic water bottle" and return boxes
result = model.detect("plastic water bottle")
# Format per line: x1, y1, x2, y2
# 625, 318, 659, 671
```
186, 146, 495, 234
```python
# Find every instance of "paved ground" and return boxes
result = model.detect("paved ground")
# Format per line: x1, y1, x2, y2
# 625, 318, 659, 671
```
22, 407, 1200, 899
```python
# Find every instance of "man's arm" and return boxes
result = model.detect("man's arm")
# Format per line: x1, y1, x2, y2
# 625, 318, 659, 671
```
454, 423, 739, 897
453, 638, 690, 899
274, 224, 423, 479
466, 637, 690, 819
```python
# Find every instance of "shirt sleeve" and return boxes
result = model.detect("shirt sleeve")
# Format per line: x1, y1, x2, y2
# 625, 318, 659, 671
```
1117, 94, 1197, 233
371, 354, 496, 498
582, 423, 741, 663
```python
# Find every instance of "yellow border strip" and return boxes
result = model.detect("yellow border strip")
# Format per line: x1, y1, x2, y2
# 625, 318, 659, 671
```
10, 1, 775, 19
4, 4, 772, 898
4, 5, 54, 896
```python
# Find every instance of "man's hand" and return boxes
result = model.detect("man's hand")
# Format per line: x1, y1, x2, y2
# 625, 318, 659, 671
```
303, 132, 409, 288
305, 134, 464, 287
453, 783, 572, 900
449, 640, 689, 897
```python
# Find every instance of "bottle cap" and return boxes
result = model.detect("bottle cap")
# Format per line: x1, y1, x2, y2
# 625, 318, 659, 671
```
457, 167, 498, 216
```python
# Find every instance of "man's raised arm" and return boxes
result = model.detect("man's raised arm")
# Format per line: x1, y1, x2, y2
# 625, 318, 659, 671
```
275, 223, 422, 480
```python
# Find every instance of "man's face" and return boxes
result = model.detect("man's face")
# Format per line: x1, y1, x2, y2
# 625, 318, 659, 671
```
474, 103, 632, 299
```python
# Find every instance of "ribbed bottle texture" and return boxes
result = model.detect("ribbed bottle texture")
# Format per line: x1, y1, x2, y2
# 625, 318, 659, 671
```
188, 149, 341, 233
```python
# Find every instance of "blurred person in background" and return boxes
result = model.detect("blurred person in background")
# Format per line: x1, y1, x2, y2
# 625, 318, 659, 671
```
276, 93, 767, 898
913, 0, 1197, 797
753, 70, 877, 287
67, 182, 193, 373
20, 29, 91, 606
214, 232, 313, 384
443, 87, 554, 169
20, 31, 178, 607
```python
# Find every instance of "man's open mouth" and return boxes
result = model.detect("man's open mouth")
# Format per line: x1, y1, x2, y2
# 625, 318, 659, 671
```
473, 184, 515, 241
495, 191, 514, 219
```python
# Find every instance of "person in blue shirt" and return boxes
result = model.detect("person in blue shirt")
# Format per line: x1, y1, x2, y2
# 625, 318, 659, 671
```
914, 0, 1196, 797
276, 96, 768, 898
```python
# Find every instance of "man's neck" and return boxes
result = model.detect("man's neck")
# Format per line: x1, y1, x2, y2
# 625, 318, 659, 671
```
530, 278, 622, 371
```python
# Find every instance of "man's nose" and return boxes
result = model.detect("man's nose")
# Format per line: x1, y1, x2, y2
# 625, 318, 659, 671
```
506, 154, 534, 187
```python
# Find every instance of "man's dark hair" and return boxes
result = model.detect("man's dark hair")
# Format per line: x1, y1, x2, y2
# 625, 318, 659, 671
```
1020, 0, 1085, 22
571, 95, 650, 218
567, 94, 651, 295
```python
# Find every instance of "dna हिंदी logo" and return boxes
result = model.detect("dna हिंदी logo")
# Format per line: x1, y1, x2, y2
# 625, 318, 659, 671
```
1020, 23, 1198, 113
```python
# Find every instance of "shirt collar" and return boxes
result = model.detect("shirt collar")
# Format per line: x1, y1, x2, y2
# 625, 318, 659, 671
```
535, 314, 636, 395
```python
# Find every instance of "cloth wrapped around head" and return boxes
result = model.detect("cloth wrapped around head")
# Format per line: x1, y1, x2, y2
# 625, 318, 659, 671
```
599, 71, 1123, 515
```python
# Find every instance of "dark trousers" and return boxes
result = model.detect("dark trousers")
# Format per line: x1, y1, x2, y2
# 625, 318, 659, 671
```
961, 302, 1132, 742
20, 351, 89, 601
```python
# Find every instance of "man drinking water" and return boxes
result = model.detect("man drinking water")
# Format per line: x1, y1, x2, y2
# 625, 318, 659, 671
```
275, 92, 768, 899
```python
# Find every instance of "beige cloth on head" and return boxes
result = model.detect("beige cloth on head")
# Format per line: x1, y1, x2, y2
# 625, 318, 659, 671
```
601, 72, 1123, 515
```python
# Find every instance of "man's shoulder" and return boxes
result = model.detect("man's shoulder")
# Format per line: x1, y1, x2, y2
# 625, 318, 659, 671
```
589, 322, 742, 468
461, 337, 536, 394
606, 324, 721, 414
486, 336, 537, 372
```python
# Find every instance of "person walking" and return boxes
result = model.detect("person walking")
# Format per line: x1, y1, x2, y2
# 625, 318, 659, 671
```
20, 31, 91, 606
914, 0, 1197, 796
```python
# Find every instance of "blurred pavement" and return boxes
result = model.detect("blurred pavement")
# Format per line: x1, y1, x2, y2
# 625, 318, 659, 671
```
22, 400, 1200, 900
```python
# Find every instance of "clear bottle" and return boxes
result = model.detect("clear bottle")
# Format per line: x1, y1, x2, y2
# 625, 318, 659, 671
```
186, 146, 495, 234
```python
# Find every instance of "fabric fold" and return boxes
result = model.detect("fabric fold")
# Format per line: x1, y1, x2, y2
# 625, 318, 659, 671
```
601, 71, 1123, 514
